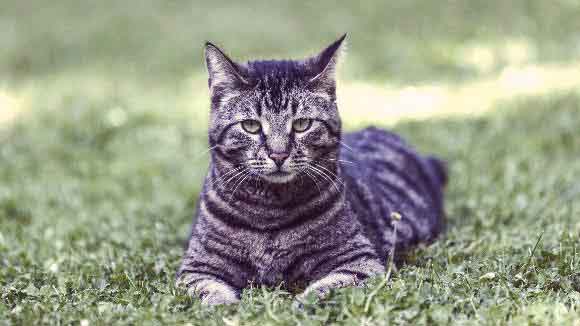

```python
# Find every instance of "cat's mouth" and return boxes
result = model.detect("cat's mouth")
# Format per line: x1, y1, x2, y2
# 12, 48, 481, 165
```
262, 171, 294, 183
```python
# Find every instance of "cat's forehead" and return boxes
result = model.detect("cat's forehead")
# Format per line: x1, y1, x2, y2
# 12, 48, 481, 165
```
254, 87, 300, 118
247, 59, 312, 80
249, 71, 309, 115
255, 74, 303, 96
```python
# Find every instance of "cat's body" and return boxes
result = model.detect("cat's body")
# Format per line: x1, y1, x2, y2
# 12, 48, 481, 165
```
341, 127, 447, 261
177, 35, 447, 305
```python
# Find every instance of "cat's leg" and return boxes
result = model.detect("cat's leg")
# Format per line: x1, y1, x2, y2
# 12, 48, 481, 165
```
176, 273, 240, 305
176, 235, 247, 306
293, 251, 385, 308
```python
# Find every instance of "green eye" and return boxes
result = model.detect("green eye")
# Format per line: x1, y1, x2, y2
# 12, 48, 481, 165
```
292, 118, 312, 132
241, 120, 261, 134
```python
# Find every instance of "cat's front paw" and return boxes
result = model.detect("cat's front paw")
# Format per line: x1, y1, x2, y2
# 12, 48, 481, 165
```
201, 289, 240, 306
197, 282, 240, 306
177, 276, 240, 306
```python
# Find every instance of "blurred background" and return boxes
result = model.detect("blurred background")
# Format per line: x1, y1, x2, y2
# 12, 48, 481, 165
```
2, 0, 580, 126
1, 1, 580, 323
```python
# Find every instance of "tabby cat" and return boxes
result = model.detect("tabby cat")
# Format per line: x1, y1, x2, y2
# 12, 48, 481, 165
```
176, 35, 447, 306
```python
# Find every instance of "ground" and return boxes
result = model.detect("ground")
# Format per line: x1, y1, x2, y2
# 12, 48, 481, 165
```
1, 1, 580, 325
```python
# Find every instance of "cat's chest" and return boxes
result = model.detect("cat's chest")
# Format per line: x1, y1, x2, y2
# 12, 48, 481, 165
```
233, 232, 303, 285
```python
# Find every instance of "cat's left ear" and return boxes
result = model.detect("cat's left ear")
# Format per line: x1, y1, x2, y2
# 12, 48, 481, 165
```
307, 34, 347, 96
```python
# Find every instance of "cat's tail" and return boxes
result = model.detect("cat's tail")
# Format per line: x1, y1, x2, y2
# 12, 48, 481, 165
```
427, 156, 448, 187
426, 156, 448, 236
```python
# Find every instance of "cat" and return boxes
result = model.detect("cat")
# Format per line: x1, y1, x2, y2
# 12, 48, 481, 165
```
176, 34, 447, 306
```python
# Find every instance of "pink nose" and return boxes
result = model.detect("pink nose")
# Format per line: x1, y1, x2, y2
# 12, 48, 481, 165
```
269, 152, 289, 166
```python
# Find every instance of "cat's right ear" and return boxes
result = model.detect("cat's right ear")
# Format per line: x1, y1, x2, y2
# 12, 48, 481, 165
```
204, 42, 250, 95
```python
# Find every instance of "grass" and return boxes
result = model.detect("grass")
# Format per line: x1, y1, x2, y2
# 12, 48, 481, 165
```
1, 92, 579, 325
1, 1, 580, 325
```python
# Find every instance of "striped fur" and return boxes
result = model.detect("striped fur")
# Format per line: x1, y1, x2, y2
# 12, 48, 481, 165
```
177, 35, 447, 305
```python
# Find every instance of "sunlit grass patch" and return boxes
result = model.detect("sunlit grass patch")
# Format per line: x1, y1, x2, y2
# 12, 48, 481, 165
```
3, 59, 580, 133
0, 87, 27, 125
339, 61, 580, 127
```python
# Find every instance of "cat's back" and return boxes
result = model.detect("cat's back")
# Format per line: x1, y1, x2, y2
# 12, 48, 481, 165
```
340, 127, 447, 256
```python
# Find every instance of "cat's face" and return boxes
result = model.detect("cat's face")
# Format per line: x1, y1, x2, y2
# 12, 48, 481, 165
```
205, 35, 345, 184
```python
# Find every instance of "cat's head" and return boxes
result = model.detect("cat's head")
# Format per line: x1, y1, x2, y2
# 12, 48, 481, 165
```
205, 35, 346, 184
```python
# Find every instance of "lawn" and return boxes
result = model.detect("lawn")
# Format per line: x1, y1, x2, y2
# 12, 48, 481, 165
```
1, 1, 580, 325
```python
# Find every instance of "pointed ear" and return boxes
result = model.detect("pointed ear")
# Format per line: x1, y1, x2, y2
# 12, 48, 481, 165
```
307, 34, 347, 95
204, 42, 250, 95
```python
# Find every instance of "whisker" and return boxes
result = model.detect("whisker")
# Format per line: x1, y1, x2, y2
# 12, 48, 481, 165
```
191, 144, 220, 161
228, 170, 253, 205
222, 168, 249, 189
339, 140, 356, 153
307, 165, 338, 193
318, 158, 358, 165
214, 167, 248, 190
308, 164, 341, 193
302, 169, 322, 195
311, 162, 345, 186
210, 166, 246, 187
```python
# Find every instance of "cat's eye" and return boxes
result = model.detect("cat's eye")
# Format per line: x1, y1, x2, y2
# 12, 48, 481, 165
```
292, 118, 312, 132
241, 120, 261, 134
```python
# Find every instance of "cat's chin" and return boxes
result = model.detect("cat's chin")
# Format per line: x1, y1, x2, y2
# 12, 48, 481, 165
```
261, 171, 296, 184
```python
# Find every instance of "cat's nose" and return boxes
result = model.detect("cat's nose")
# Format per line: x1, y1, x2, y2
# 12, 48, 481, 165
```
269, 152, 289, 167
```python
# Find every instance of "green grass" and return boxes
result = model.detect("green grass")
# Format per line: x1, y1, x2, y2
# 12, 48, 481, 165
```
2, 1, 580, 325
1, 92, 579, 325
